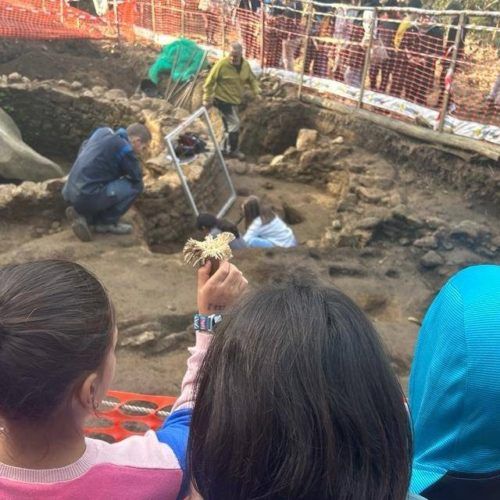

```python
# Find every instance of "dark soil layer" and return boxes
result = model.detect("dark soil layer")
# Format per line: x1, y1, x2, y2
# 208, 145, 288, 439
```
0, 39, 156, 94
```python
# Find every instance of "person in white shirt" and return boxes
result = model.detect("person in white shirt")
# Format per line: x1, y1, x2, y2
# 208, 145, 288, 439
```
241, 196, 297, 248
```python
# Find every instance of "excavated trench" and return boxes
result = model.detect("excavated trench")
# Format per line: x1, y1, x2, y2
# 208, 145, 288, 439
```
0, 79, 234, 249
1, 54, 500, 395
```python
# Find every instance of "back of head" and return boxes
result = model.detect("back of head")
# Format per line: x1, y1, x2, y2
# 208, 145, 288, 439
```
189, 273, 411, 500
409, 265, 500, 495
0, 260, 113, 422
126, 122, 152, 143
242, 195, 261, 229
196, 213, 218, 231
216, 219, 240, 238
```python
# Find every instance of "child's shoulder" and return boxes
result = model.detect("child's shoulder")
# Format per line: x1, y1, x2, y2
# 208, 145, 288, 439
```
86, 430, 180, 471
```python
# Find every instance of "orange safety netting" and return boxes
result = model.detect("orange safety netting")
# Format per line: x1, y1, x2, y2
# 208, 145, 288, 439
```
131, 2, 499, 131
84, 390, 176, 442
1, 1, 498, 138
0, 0, 134, 40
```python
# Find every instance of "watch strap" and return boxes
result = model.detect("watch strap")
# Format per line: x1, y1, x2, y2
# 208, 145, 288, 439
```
194, 313, 222, 332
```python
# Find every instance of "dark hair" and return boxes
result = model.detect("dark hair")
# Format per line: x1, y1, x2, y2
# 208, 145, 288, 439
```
196, 213, 218, 231
0, 260, 114, 422
243, 196, 275, 228
126, 122, 152, 143
189, 273, 412, 500
242, 195, 260, 229
217, 219, 240, 238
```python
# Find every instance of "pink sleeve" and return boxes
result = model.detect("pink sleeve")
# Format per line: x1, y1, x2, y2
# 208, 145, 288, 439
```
171, 332, 213, 412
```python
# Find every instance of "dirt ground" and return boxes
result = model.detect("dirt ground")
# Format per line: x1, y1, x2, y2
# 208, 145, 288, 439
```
0, 39, 155, 94
1, 39, 499, 400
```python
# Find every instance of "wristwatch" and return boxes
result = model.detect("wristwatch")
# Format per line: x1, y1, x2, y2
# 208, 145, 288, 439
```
194, 313, 223, 333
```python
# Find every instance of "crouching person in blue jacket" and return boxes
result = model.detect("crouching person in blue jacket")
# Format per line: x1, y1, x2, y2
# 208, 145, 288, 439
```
62, 123, 151, 242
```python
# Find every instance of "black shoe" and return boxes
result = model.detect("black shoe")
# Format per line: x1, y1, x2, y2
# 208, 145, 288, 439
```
65, 206, 92, 242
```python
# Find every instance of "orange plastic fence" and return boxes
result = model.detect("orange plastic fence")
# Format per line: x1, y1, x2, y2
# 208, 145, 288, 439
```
0, 0, 132, 40
84, 390, 177, 442
1, 1, 498, 137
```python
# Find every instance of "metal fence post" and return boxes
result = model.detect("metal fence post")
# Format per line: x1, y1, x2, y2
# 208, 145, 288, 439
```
151, 0, 156, 33
438, 12, 465, 133
357, 7, 376, 110
222, 5, 227, 55
113, 0, 121, 43
181, 0, 186, 37
260, 7, 266, 72
298, 1, 314, 101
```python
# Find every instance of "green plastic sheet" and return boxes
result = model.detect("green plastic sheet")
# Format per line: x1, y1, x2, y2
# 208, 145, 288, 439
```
148, 38, 207, 84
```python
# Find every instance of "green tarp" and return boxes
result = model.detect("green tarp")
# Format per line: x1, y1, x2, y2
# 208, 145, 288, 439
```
148, 38, 207, 85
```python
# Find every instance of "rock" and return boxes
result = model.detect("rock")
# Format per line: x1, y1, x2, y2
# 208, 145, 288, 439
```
413, 235, 438, 250
357, 175, 394, 190
331, 136, 344, 145
337, 194, 357, 212
331, 220, 342, 230
296, 128, 318, 151
259, 154, 273, 165
121, 330, 160, 348
270, 154, 284, 166
91, 85, 106, 96
442, 240, 454, 251
385, 268, 400, 278
450, 220, 491, 243
7, 72, 22, 82
420, 250, 444, 269
349, 164, 366, 174
228, 160, 248, 175
262, 181, 274, 190
328, 263, 366, 277
0, 108, 63, 181
383, 192, 402, 207
425, 216, 448, 230
173, 107, 190, 120
356, 186, 385, 203
70, 81, 83, 91
491, 235, 500, 250
51, 221, 61, 230
399, 237, 411, 246
21, 76, 30, 84
105, 88, 128, 100
82, 90, 94, 98
355, 217, 382, 230
283, 146, 297, 157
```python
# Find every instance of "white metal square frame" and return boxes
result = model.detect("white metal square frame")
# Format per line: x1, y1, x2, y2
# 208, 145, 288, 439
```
165, 106, 236, 218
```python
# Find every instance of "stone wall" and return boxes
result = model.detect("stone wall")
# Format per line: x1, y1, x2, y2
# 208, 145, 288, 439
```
138, 153, 232, 245
0, 74, 232, 246
0, 73, 178, 163
0, 152, 229, 246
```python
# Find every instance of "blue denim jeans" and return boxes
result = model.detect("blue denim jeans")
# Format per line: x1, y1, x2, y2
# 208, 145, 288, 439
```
247, 237, 274, 248
66, 179, 141, 225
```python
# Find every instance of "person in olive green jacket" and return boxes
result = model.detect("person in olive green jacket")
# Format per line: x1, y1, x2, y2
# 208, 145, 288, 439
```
203, 42, 261, 159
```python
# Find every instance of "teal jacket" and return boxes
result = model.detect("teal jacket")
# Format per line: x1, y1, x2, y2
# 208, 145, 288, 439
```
409, 265, 500, 498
